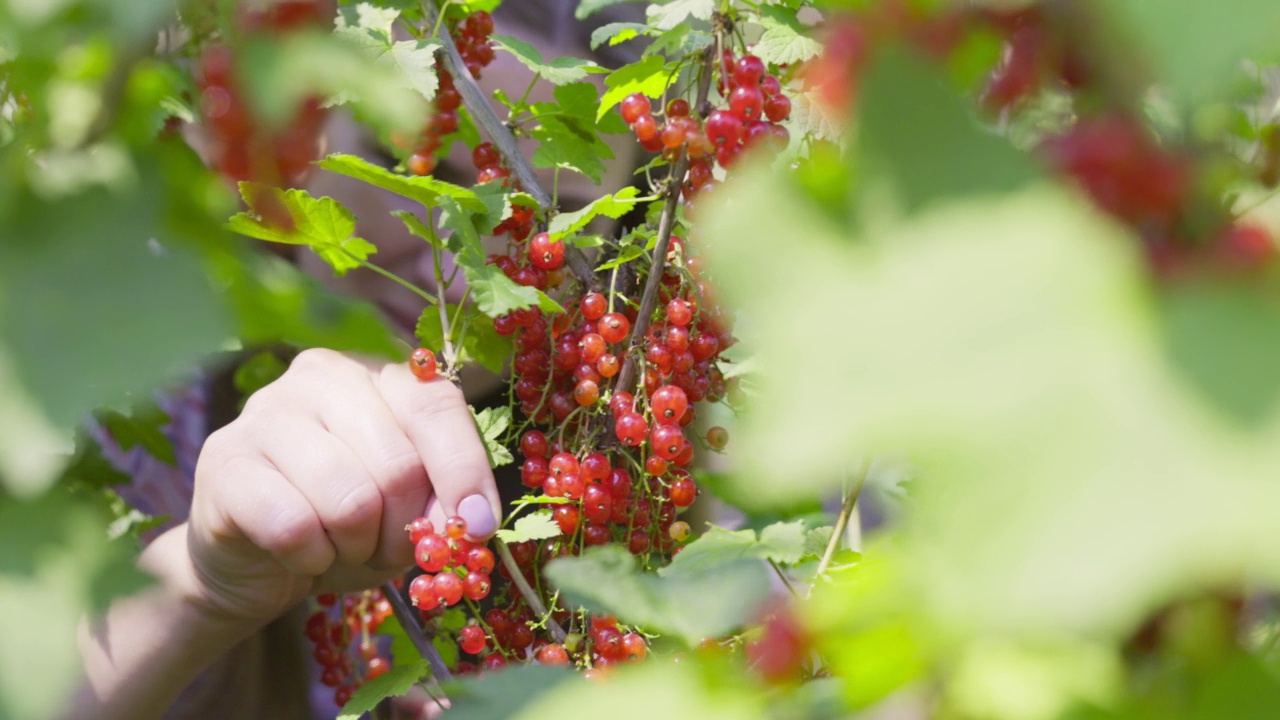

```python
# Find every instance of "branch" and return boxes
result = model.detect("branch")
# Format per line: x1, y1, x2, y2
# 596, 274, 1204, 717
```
420, 0, 597, 289
814, 461, 869, 579
495, 539, 569, 643
614, 44, 718, 395
381, 581, 455, 683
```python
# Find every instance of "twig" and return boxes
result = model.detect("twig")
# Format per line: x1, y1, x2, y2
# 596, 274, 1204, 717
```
495, 539, 569, 643
420, 0, 597, 288
815, 462, 869, 579
768, 559, 800, 599
614, 44, 718, 395
431, 241, 459, 376
381, 581, 455, 683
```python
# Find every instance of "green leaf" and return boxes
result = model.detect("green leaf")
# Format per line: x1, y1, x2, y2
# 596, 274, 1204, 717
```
472, 406, 515, 468
228, 184, 376, 276
576, 0, 640, 20
467, 264, 564, 316
491, 34, 605, 86
95, 401, 175, 466
599, 55, 676, 121
531, 120, 608, 182
595, 244, 645, 271
590, 22, 650, 50
0, 493, 153, 720
646, 0, 715, 31
414, 305, 512, 375
232, 351, 288, 404
662, 520, 809, 577
495, 510, 562, 544
857, 47, 1037, 213
433, 634, 459, 668
548, 187, 642, 239
1109, 0, 1280, 104
752, 16, 823, 66
336, 656, 428, 720
442, 664, 576, 720
319, 153, 486, 212
0, 175, 229, 435
545, 545, 771, 646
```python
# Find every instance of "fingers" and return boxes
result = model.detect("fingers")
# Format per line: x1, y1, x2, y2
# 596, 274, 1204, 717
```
254, 419, 384, 567
375, 362, 502, 541
194, 443, 336, 578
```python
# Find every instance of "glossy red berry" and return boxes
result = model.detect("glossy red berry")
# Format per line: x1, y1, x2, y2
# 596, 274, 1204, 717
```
583, 485, 613, 524
763, 93, 792, 123
621, 633, 648, 661
646, 455, 668, 476
408, 152, 436, 176
463, 571, 492, 601
415, 535, 450, 573
650, 385, 689, 422
574, 379, 600, 406
445, 516, 468, 540
459, 624, 487, 654
408, 574, 435, 607
667, 98, 691, 116
666, 299, 693, 326
554, 504, 581, 534
729, 85, 764, 121
581, 292, 607, 320
650, 423, 686, 461
472, 142, 500, 169
409, 348, 438, 381
615, 412, 648, 446
598, 313, 630, 344
705, 110, 745, 148
549, 452, 579, 478
521, 456, 549, 489
669, 477, 697, 508
406, 517, 434, 544
520, 430, 550, 459
633, 113, 658, 141
620, 93, 652, 124
432, 571, 464, 607
528, 232, 565, 270
734, 55, 766, 86
597, 354, 620, 377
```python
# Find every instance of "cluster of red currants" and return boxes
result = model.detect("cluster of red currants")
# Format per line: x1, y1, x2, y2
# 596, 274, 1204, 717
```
619, 52, 792, 201
195, 1, 328, 229
303, 589, 394, 707
805, 2, 1275, 275
406, 515, 496, 612
407, 11, 496, 176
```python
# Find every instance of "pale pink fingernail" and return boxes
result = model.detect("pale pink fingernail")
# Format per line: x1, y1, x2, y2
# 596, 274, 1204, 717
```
458, 494, 497, 539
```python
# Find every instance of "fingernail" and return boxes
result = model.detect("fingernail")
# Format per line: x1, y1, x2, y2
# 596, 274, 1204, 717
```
458, 494, 497, 539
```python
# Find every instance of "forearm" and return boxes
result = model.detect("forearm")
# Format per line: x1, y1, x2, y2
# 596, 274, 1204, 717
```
70, 523, 265, 720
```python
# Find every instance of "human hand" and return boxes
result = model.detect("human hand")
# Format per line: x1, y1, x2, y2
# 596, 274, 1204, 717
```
185, 348, 501, 624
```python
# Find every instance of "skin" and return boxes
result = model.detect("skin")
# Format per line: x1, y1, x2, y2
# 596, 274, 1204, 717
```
72, 351, 500, 720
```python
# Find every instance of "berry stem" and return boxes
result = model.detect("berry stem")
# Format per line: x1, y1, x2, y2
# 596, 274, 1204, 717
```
614, 43, 718, 396
495, 538, 569, 643
421, 0, 596, 288
380, 581, 455, 684
814, 461, 869, 581
431, 238, 459, 377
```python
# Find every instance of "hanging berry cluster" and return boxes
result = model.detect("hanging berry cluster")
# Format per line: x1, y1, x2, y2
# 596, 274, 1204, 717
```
407, 10, 496, 176
802, 1, 1274, 275
195, 1, 328, 228
620, 50, 792, 201
303, 589, 394, 707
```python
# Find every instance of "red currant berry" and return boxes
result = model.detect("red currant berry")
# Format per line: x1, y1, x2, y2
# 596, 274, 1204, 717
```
465, 546, 496, 574
734, 55, 766, 86
521, 456, 549, 489
574, 379, 600, 406
729, 85, 764, 121
549, 452, 579, 478
615, 412, 648, 446
610, 391, 634, 416
650, 385, 689, 423
667, 98, 691, 116
646, 455, 668, 476
459, 624, 487, 655
584, 522, 612, 545
554, 504, 581, 535
580, 453, 611, 483
633, 113, 658, 141
763, 93, 791, 123
622, 633, 648, 661
650, 423, 686, 461
445, 516, 468, 540
463, 571, 492, 601
620, 93, 652, 124
409, 348, 438, 381
528, 232, 566, 270
520, 430, 550, 459
472, 142, 500, 169
669, 477, 697, 508
537, 643, 570, 665
408, 574, 435, 608
408, 152, 436, 176
366, 656, 390, 679
598, 313, 630, 344
583, 485, 612, 524
581, 292, 607, 320
561, 472, 585, 500
406, 517, 434, 544
705, 110, 745, 147
666, 299, 693, 326
334, 684, 355, 706
415, 535, 450, 573
579, 333, 607, 363
707, 426, 729, 450
432, 571, 464, 607
597, 354, 620, 377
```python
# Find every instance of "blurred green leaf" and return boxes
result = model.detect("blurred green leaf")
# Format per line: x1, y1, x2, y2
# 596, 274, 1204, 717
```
576, 0, 640, 20
232, 351, 288, 405
228, 183, 376, 276
0, 177, 228, 435
752, 16, 823, 66
491, 34, 604, 85
546, 545, 770, 646
590, 22, 650, 50
0, 493, 152, 720
663, 520, 809, 577
858, 46, 1037, 214
443, 664, 576, 720
646, 0, 714, 31
336, 656, 428, 720
95, 401, 174, 466
1109, 0, 1280, 104
319, 154, 487, 213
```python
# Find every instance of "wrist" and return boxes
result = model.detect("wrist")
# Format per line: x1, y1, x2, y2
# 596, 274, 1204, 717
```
139, 523, 268, 638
